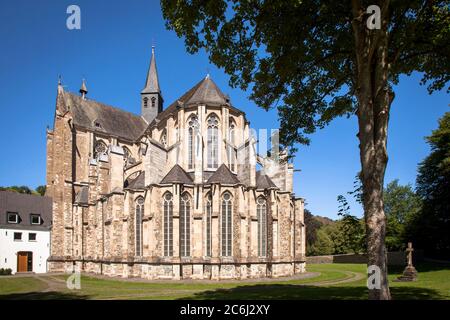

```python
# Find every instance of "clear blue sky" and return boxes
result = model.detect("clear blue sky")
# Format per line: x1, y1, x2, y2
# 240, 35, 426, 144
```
0, 1, 448, 219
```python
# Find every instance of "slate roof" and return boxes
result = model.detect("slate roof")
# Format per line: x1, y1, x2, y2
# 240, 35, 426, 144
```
62, 91, 147, 141
0, 191, 52, 231
256, 171, 278, 190
184, 75, 227, 106
160, 165, 194, 184
80, 79, 88, 94
61, 75, 244, 142
142, 47, 160, 94
126, 171, 146, 189
151, 76, 244, 126
206, 164, 240, 185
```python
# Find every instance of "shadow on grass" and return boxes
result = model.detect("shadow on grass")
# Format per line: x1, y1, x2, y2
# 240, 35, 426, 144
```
179, 284, 445, 300
389, 262, 450, 274
0, 291, 90, 300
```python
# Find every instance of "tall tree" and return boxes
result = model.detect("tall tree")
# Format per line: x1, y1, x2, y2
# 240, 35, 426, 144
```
304, 209, 323, 254
337, 195, 367, 253
412, 112, 450, 258
35, 185, 47, 196
161, 0, 450, 299
311, 228, 335, 255
383, 180, 421, 251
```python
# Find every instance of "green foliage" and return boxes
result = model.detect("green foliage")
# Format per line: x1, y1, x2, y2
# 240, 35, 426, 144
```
161, 0, 449, 152
336, 192, 366, 254
0, 185, 45, 196
383, 180, 421, 251
309, 228, 335, 255
308, 176, 425, 256
0, 185, 34, 194
306, 203, 366, 256
0, 268, 12, 276
35, 185, 46, 196
304, 209, 323, 253
410, 112, 450, 258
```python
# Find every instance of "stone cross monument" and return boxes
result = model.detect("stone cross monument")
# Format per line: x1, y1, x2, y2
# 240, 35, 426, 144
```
397, 242, 418, 281
406, 242, 414, 267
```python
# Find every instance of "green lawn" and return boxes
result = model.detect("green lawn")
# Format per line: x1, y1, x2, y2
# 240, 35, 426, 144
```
0, 262, 448, 300
0, 277, 47, 295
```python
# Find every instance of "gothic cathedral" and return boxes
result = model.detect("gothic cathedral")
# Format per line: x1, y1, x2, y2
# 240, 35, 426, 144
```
46, 47, 306, 279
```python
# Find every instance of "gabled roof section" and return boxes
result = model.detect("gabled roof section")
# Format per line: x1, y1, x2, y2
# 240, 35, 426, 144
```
0, 191, 52, 231
62, 91, 147, 141
160, 165, 194, 184
185, 75, 227, 106
256, 171, 278, 190
151, 76, 244, 126
206, 164, 240, 185
142, 46, 160, 94
126, 171, 145, 189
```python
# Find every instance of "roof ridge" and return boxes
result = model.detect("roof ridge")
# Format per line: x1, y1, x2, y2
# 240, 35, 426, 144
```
160, 164, 193, 184
63, 91, 147, 141
256, 170, 278, 189
206, 164, 240, 185
64, 91, 141, 118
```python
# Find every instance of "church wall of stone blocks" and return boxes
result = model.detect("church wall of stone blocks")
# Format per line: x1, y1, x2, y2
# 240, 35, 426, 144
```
46, 48, 306, 280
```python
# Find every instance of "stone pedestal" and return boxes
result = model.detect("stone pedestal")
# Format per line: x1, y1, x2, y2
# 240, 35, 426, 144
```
396, 265, 418, 282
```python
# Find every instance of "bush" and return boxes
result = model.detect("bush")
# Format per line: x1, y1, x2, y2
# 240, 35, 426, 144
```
0, 268, 12, 275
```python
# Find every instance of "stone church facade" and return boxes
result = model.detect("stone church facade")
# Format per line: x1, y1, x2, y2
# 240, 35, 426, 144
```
46, 47, 306, 280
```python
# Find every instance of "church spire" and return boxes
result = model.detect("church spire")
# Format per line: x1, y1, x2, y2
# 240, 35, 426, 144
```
141, 46, 163, 123
142, 46, 160, 94
79, 79, 88, 100
57, 75, 64, 95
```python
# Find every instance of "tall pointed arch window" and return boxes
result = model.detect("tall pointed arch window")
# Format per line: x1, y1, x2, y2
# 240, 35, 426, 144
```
160, 129, 167, 147
135, 197, 144, 256
228, 121, 236, 172
257, 196, 267, 257
180, 193, 191, 257
123, 146, 133, 167
205, 193, 212, 257
163, 192, 173, 256
151, 97, 156, 107
143, 97, 148, 107
207, 114, 219, 169
188, 115, 199, 170
221, 192, 232, 256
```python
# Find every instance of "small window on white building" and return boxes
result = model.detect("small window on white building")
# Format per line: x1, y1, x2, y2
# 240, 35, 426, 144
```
7, 212, 19, 224
14, 232, 22, 241
29, 233, 37, 241
30, 214, 41, 225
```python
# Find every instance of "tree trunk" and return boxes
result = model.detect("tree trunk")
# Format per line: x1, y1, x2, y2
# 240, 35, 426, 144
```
352, 0, 392, 300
